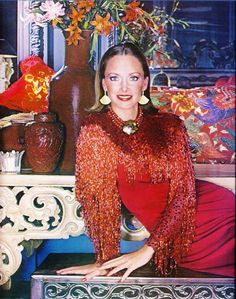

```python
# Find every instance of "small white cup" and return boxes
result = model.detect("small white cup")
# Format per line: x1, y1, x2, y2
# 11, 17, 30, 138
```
0, 150, 25, 173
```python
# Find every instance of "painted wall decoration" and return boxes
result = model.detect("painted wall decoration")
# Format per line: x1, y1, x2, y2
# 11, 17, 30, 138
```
151, 76, 235, 164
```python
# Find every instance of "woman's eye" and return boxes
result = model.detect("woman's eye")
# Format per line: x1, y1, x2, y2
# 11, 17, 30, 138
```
109, 76, 119, 81
130, 76, 139, 81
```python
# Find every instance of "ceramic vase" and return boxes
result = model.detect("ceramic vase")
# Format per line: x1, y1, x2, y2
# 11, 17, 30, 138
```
48, 30, 95, 174
24, 112, 64, 173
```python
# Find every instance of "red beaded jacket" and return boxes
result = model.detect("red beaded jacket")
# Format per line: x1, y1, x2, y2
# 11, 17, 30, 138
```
75, 108, 196, 275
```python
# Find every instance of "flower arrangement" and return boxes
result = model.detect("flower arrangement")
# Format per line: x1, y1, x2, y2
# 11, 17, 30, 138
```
27, 0, 188, 60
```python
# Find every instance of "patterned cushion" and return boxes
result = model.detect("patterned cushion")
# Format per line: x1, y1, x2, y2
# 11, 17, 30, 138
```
150, 77, 235, 164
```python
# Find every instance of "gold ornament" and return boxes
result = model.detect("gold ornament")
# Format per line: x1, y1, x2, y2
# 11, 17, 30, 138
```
122, 120, 139, 135
139, 92, 149, 105
99, 91, 111, 105
108, 106, 143, 135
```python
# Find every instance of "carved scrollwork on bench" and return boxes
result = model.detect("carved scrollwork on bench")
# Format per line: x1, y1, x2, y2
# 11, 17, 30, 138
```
0, 185, 84, 285
0, 235, 23, 289
42, 282, 235, 299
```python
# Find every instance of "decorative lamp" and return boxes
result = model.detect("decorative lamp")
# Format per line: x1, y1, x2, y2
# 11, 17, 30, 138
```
0, 38, 16, 93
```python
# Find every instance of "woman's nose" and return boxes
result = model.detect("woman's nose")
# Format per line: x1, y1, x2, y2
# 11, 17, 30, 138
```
120, 79, 128, 91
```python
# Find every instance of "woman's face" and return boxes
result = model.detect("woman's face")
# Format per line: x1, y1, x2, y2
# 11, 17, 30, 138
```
102, 54, 149, 116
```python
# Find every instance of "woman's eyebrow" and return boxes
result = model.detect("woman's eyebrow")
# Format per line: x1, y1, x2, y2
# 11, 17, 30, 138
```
105, 72, 119, 76
105, 72, 142, 76
129, 72, 143, 75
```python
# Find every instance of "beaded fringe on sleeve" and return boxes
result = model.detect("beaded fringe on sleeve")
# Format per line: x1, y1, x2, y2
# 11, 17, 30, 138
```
75, 123, 120, 264
147, 118, 196, 275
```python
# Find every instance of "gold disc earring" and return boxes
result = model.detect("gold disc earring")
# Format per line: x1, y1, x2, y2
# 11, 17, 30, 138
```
99, 91, 111, 105
139, 91, 149, 105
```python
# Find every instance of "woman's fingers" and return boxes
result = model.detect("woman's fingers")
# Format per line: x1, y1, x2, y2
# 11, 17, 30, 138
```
120, 267, 134, 282
56, 263, 108, 283
83, 269, 102, 281
101, 245, 154, 281
102, 255, 124, 265
57, 267, 87, 275
57, 246, 154, 281
106, 262, 128, 277
100, 256, 127, 270
57, 263, 98, 275
57, 266, 84, 274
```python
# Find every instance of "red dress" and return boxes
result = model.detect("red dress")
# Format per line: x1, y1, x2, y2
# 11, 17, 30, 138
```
118, 165, 235, 277
76, 109, 235, 277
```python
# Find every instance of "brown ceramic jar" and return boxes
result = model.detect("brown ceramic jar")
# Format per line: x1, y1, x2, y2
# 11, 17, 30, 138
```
24, 112, 64, 173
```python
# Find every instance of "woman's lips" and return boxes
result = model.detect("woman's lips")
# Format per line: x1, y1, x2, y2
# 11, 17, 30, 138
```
117, 95, 132, 101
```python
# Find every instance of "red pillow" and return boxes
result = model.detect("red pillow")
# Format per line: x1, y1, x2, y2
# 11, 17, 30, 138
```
0, 56, 55, 112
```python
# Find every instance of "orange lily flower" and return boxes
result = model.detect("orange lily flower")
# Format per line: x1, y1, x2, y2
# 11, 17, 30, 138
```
90, 13, 113, 35
77, 0, 95, 12
65, 24, 77, 37
128, 1, 142, 10
122, 1, 143, 22
65, 25, 84, 45
69, 6, 85, 25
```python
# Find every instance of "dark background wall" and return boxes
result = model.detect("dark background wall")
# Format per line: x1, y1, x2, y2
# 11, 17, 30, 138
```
167, 0, 235, 69
0, 0, 17, 48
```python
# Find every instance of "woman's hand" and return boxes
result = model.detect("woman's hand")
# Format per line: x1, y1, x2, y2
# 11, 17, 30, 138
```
56, 245, 154, 282
56, 263, 107, 281
100, 244, 154, 282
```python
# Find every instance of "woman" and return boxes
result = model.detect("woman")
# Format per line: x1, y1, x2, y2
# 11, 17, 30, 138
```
57, 42, 235, 281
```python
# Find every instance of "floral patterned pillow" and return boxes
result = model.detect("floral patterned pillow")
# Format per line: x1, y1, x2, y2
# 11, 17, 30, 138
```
0, 56, 55, 113
150, 77, 235, 164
